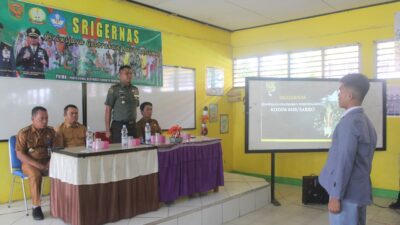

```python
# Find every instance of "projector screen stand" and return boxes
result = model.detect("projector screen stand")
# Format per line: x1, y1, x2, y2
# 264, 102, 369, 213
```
269, 152, 281, 206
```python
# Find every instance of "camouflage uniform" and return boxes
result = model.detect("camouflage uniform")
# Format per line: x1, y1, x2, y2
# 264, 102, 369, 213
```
105, 82, 139, 142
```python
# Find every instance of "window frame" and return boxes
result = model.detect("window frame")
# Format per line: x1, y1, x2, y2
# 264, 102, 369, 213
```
233, 43, 360, 87
375, 38, 400, 79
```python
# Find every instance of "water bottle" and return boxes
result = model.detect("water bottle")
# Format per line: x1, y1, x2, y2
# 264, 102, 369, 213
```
86, 126, 94, 149
145, 123, 151, 144
155, 133, 160, 145
121, 125, 128, 147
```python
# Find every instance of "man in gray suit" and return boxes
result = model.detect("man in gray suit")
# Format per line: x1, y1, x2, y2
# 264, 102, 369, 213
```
319, 73, 377, 225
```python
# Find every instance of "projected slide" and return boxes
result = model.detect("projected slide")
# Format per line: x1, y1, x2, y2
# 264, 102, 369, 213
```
246, 78, 386, 152
260, 83, 342, 140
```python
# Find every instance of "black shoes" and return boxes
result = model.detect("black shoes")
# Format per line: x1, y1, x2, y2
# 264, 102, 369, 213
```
389, 202, 400, 209
32, 206, 44, 220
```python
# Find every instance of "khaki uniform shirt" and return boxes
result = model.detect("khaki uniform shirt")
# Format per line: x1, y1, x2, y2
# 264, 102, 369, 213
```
136, 118, 162, 139
16, 125, 57, 162
105, 82, 139, 122
56, 121, 86, 147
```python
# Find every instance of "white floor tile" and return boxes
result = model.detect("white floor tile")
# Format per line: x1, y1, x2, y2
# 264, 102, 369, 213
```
105, 218, 130, 225
202, 204, 222, 225
177, 210, 201, 225
255, 187, 267, 209
239, 192, 256, 216
168, 206, 196, 217
12, 215, 54, 225
242, 176, 265, 182
173, 196, 203, 207
2, 173, 396, 225
201, 190, 230, 206
129, 217, 162, 225
49, 219, 69, 225
157, 219, 177, 225
247, 181, 268, 189
136, 206, 169, 218
0, 212, 26, 225
224, 173, 246, 181
222, 198, 240, 223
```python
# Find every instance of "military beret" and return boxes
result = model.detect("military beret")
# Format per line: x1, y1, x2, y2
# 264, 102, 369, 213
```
26, 27, 41, 38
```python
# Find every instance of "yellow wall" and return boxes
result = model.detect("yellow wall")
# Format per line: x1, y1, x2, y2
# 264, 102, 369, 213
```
2, 0, 399, 204
230, 2, 400, 191
0, 0, 233, 203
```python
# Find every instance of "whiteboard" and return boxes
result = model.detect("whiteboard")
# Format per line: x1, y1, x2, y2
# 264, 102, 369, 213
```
0, 77, 83, 140
87, 66, 196, 132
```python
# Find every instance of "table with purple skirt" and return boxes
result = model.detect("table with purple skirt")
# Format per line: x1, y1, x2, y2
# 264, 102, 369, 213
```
157, 137, 224, 202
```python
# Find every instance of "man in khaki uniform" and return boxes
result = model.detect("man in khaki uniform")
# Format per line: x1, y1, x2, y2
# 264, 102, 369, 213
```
56, 104, 86, 147
136, 102, 161, 140
105, 65, 139, 143
16, 106, 58, 220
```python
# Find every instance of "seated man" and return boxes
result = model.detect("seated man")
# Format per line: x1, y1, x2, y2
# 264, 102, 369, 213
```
56, 104, 86, 147
16, 106, 58, 220
136, 102, 162, 140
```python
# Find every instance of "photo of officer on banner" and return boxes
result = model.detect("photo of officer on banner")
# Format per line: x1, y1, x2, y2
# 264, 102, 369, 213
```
16, 27, 49, 79
0, 22, 16, 77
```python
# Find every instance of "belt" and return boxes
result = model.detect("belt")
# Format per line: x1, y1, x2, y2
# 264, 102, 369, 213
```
114, 120, 135, 125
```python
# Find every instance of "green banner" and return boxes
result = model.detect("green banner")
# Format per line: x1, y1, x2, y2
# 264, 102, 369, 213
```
0, 0, 163, 86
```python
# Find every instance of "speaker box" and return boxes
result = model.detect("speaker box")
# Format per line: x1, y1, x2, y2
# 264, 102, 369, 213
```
302, 176, 329, 205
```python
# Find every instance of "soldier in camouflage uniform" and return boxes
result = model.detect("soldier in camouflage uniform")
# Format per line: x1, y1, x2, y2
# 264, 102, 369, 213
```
105, 65, 139, 143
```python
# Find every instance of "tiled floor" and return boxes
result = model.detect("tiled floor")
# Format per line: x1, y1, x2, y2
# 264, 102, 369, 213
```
0, 173, 399, 225
225, 184, 400, 225
0, 172, 269, 225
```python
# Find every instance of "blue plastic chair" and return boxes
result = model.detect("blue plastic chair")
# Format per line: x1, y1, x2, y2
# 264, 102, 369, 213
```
8, 135, 29, 216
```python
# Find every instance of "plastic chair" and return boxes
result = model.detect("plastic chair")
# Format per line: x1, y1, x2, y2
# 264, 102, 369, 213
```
8, 135, 46, 216
8, 135, 29, 216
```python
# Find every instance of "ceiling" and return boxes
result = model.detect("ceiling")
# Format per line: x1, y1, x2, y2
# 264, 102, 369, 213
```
127, 0, 396, 31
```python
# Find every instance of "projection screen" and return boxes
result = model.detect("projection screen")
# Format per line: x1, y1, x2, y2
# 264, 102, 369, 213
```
245, 77, 386, 153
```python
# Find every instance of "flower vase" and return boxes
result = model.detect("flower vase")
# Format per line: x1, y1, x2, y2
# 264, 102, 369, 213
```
169, 137, 183, 143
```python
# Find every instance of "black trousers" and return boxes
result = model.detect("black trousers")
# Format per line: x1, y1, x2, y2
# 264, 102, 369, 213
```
110, 120, 136, 143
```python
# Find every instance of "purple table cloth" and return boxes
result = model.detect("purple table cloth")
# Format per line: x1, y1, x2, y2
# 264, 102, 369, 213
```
157, 139, 224, 202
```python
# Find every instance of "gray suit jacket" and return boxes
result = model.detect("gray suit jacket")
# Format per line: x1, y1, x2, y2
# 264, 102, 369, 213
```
319, 108, 377, 206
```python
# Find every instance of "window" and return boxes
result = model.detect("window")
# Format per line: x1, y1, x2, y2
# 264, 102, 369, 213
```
290, 50, 322, 78
177, 67, 195, 91
161, 66, 195, 92
233, 44, 359, 86
324, 45, 359, 78
233, 57, 258, 87
259, 54, 288, 78
206, 67, 224, 96
376, 40, 400, 79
